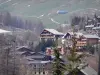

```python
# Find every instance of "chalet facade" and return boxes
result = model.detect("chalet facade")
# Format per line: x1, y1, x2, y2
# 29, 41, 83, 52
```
92, 26, 100, 36
27, 52, 52, 75
76, 34, 99, 48
83, 34, 99, 45
46, 46, 65, 56
76, 40, 87, 48
85, 25, 100, 37
62, 32, 100, 48
62, 32, 86, 48
16, 47, 53, 75
40, 29, 64, 41
85, 25, 94, 34
62, 32, 72, 46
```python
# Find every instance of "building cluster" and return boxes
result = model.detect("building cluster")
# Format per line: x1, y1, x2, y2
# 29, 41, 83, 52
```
40, 28, 100, 55
39, 28, 99, 75
1, 28, 98, 75
85, 24, 100, 36
16, 46, 52, 75
85, 15, 100, 37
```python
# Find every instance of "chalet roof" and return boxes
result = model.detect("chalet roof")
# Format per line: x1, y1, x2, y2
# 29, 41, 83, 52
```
92, 26, 100, 30
0, 29, 11, 33
85, 25, 94, 28
17, 46, 33, 52
97, 23, 100, 25
97, 16, 100, 18
62, 33, 71, 38
67, 32, 74, 35
31, 52, 46, 56
28, 60, 51, 64
75, 32, 83, 38
63, 32, 83, 38
84, 34, 99, 39
80, 66, 97, 75
66, 65, 97, 75
26, 55, 52, 61
45, 28, 64, 35
24, 51, 52, 60
68, 32, 83, 35
21, 51, 33, 56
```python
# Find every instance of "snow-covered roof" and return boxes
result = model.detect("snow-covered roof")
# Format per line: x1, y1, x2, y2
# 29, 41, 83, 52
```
61, 24, 70, 27
80, 66, 97, 75
41, 61, 51, 63
76, 32, 83, 36
92, 26, 100, 30
84, 34, 99, 39
45, 29, 64, 35
16, 46, 28, 50
26, 57, 34, 61
17, 51, 26, 55
85, 25, 94, 28
75, 32, 84, 38
62, 32, 84, 38
28, 60, 51, 64
62, 33, 71, 38
0, 29, 11, 33
69, 32, 83, 35
67, 32, 74, 35
97, 16, 100, 18
88, 20, 92, 22
97, 23, 100, 25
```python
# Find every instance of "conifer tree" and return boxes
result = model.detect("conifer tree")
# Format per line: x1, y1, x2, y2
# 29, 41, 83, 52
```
66, 25, 87, 75
52, 47, 65, 75
52, 38, 65, 75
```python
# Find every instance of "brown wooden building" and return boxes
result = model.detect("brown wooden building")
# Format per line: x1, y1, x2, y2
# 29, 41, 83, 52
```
83, 34, 99, 45
40, 29, 64, 41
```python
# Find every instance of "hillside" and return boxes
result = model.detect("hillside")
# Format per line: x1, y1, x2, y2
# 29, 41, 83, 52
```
0, 12, 44, 47
0, 0, 100, 28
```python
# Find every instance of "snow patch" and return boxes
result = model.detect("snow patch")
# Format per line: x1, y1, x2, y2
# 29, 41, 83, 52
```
0, 29, 11, 33
50, 18, 60, 24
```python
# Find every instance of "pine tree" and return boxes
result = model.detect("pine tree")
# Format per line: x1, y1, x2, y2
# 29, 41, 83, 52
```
52, 47, 65, 75
66, 25, 87, 75
52, 36, 66, 75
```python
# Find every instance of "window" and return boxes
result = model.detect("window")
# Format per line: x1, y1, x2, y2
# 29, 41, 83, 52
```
34, 64, 36, 67
39, 68, 41, 74
43, 71, 45, 74
35, 72, 36, 74
39, 71, 41, 74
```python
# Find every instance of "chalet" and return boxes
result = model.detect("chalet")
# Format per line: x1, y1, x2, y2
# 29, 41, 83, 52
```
62, 32, 84, 39
26, 52, 52, 75
17, 46, 33, 52
16, 47, 52, 75
61, 32, 72, 48
46, 46, 65, 56
16, 46, 33, 56
85, 25, 94, 34
40, 28, 64, 41
76, 40, 87, 48
61, 32, 100, 49
61, 32, 85, 48
62, 32, 72, 39
83, 34, 99, 45
75, 34, 99, 48
92, 26, 100, 36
